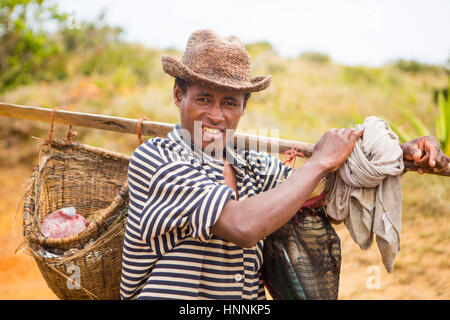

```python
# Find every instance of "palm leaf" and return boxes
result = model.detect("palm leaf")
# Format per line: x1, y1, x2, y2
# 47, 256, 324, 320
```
446, 96, 450, 155
398, 104, 431, 137
442, 86, 450, 155
435, 91, 447, 148
390, 122, 414, 143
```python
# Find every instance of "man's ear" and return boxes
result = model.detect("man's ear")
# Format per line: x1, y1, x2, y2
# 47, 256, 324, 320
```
242, 99, 248, 114
173, 84, 183, 108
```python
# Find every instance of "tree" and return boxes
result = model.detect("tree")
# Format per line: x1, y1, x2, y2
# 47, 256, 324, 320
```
0, 0, 67, 92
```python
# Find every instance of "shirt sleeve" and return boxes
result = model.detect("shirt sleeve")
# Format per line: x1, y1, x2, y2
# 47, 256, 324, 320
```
139, 160, 236, 255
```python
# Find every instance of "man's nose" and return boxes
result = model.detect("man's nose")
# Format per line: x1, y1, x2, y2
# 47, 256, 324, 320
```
207, 102, 225, 123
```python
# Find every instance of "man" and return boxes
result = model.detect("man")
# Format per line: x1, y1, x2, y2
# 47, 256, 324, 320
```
120, 30, 449, 300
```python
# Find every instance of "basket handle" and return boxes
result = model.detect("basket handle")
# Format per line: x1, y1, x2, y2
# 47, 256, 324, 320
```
85, 181, 129, 232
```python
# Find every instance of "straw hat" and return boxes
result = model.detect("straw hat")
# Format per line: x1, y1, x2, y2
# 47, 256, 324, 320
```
161, 30, 271, 93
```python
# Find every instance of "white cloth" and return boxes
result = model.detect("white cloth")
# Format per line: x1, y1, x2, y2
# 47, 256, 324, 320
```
325, 116, 404, 272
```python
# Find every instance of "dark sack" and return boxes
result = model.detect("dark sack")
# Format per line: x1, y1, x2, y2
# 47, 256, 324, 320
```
262, 203, 341, 300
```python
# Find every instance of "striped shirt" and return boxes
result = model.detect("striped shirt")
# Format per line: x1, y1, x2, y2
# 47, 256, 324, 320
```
120, 124, 292, 300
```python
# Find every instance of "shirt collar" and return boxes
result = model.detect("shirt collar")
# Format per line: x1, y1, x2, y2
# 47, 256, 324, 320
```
167, 124, 248, 169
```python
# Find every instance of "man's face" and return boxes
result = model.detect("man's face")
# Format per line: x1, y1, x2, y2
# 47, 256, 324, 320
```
174, 82, 247, 153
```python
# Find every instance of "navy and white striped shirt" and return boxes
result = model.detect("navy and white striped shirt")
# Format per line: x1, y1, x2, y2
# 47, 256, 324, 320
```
120, 124, 292, 299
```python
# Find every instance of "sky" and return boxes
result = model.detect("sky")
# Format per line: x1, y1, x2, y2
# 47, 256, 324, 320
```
56, 0, 450, 67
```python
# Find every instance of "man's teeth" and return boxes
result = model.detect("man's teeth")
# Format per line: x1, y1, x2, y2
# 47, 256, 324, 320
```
203, 127, 221, 134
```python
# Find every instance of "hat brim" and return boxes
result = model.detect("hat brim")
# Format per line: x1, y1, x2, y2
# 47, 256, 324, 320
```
161, 56, 271, 93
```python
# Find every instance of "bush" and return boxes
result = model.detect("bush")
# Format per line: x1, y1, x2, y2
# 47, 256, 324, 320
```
0, 0, 68, 92
393, 59, 443, 74
299, 51, 330, 64
245, 41, 275, 59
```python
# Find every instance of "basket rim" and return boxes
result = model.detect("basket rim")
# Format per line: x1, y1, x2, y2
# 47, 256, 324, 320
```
40, 139, 131, 162
23, 140, 130, 247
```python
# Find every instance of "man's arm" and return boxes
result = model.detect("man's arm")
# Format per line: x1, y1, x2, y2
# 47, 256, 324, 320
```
211, 127, 364, 248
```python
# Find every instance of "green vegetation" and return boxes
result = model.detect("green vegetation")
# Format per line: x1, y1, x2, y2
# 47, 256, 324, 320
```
391, 85, 450, 154
393, 59, 446, 75
245, 41, 276, 58
0, 1, 163, 93
299, 51, 330, 64
0, 0, 68, 91
436, 90, 450, 154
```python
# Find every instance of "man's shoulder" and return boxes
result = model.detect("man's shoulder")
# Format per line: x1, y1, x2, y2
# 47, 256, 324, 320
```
140, 136, 180, 152
130, 137, 186, 168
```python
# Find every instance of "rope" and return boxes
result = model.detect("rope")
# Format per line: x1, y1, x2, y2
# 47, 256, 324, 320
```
282, 147, 304, 170
67, 125, 78, 145
282, 147, 324, 208
136, 116, 149, 146
47, 107, 57, 144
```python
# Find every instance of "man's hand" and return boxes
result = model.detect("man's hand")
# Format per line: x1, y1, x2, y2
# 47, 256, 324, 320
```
311, 128, 364, 173
401, 136, 449, 174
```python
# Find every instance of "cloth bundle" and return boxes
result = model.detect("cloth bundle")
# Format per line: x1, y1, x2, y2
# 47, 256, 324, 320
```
325, 116, 404, 272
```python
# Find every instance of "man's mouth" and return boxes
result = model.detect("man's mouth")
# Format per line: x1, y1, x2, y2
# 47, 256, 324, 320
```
203, 126, 222, 134
202, 125, 223, 141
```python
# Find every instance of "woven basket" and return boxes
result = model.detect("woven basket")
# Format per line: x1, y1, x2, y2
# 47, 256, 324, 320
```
23, 139, 130, 300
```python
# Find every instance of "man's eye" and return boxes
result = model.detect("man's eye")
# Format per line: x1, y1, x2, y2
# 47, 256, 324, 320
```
196, 98, 209, 103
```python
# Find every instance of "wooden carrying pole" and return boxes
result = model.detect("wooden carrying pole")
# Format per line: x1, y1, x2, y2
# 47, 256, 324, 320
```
1, 102, 449, 176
